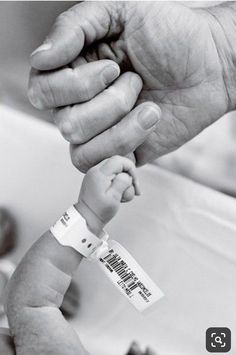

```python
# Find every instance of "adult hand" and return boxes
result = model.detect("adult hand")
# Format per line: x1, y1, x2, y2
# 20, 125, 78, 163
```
29, 2, 236, 171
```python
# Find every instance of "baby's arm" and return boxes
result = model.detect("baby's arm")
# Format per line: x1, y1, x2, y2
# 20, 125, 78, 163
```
4, 156, 139, 355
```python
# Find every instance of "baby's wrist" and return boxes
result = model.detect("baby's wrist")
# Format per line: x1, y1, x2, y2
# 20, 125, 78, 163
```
74, 200, 105, 237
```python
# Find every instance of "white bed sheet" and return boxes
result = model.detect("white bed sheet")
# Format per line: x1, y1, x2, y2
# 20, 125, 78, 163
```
0, 104, 235, 355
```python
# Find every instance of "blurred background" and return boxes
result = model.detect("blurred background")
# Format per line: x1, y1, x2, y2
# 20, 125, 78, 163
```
0, 1, 76, 121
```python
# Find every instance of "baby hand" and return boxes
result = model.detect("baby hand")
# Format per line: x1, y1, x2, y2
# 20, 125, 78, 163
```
76, 156, 140, 235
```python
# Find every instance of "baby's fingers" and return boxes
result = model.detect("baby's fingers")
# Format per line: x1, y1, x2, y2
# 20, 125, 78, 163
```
110, 173, 133, 201
100, 156, 140, 195
122, 185, 135, 203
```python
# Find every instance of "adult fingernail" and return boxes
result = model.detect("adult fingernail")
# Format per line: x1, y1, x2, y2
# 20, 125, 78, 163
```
28, 87, 44, 110
102, 65, 120, 84
31, 42, 52, 57
138, 105, 161, 129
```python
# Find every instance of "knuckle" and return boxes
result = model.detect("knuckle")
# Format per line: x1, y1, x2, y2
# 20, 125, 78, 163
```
108, 87, 131, 115
119, 95, 131, 114
55, 109, 73, 141
73, 68, 91, 102
56, 108, 88, 144
74, 114, 89, 144
56, 10, 73, 25
59, 122, 73, 142
80, 84, 91, 102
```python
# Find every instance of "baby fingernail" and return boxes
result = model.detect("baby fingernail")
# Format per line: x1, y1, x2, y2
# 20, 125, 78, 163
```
138, 106, 161, 129
102, 65, 120, 84
31, 42, 52, 57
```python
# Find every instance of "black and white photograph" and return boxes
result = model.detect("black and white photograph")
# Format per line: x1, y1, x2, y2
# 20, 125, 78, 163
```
0, 1, 236, 354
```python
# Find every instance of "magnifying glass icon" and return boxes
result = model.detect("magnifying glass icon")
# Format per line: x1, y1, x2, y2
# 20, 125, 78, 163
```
215, 336, 223, 345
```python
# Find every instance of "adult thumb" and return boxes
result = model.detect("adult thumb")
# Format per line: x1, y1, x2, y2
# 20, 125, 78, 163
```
31, 2, 122, 71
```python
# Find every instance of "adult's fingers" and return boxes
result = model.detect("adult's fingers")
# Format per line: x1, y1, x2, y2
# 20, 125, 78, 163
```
30, 2, 123, 70
54, 72, 142, 144
28, 60, 120, 110
134, 106, 177, 166
70, 102, 162, 173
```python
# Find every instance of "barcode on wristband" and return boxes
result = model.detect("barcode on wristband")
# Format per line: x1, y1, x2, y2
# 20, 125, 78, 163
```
98, 241, 164, 312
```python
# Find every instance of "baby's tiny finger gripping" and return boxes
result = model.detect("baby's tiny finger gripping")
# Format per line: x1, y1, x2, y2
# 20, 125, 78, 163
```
111, 172, 133, 201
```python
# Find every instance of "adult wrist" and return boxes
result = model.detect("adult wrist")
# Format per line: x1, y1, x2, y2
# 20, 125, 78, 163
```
202, 3, 236, 112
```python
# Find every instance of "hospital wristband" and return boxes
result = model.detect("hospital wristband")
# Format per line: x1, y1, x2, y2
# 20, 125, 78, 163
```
50, 205, 164, 312
50, 205, 108, 258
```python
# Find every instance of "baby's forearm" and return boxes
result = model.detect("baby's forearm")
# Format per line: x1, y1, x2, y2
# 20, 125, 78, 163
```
5, 200, 103, 313
6, 232, 82, 310
4, 209, 89, 355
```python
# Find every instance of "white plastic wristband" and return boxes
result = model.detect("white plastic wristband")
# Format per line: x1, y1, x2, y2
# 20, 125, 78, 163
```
50, 206, 108, 258
50, 206, 164, 312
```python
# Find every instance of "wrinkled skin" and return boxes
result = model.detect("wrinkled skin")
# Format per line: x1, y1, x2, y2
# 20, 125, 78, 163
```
29, 2, 232, 171
83, 2, 228, 161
